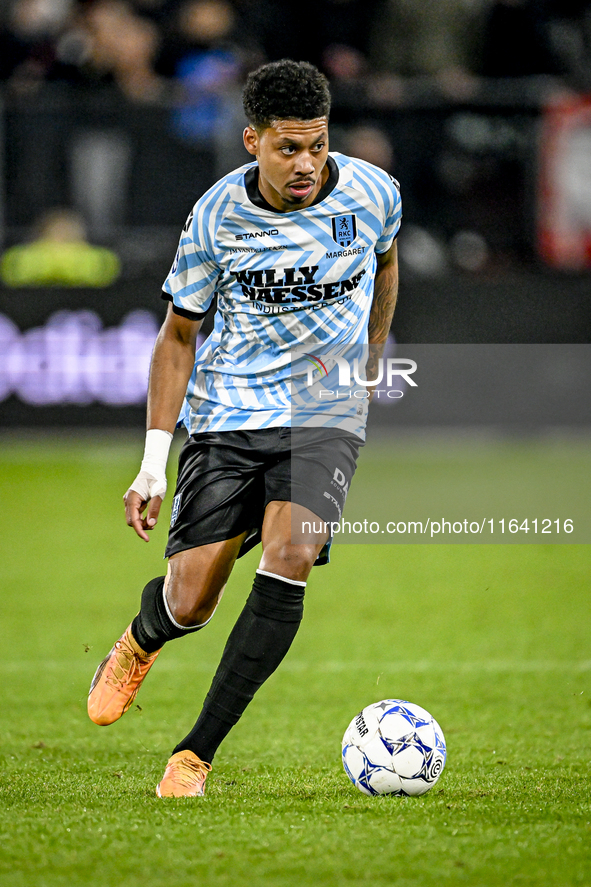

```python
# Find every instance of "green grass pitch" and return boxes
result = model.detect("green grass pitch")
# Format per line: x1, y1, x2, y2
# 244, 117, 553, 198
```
0, 434, 589, 887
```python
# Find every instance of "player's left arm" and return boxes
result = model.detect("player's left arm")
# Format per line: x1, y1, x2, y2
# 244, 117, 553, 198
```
367, 241, 399, 396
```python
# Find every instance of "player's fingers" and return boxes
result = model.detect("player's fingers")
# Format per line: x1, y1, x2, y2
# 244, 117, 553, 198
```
123, 488, 145, 524
145, 496, 163, 529
131, 510, 150, 542
124, 489, 150, 542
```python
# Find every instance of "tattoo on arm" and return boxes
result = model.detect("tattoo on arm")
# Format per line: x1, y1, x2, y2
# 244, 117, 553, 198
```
368, 262, 398, 344
367, 253, 399, 382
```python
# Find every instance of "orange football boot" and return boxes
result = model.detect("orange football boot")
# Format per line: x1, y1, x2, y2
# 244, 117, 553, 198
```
156, 751, 212, 798
87, 625, 161, 725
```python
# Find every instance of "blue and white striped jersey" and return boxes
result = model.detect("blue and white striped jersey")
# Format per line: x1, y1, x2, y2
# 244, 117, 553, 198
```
162, 151, 401, 439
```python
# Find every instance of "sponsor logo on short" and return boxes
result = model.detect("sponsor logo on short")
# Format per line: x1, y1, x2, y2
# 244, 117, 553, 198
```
322, 490, 342, 520
332, 466, 349, 496
170, 494, 182, 527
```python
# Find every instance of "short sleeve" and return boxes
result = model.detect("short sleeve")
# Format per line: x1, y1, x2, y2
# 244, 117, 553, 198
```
375, 176, 402, 255
161, 204, 220, 318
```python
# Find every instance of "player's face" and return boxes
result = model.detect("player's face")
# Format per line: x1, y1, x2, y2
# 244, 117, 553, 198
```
244, 118, 329, 212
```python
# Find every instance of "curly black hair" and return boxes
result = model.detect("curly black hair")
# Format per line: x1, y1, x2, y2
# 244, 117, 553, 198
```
242, 60, 331, 130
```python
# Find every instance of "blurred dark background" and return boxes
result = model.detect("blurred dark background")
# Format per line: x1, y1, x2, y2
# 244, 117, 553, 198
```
0, 0, 590, 425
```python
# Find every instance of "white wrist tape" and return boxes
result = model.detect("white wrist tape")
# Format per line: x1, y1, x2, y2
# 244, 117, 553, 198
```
128, 429, 173, 501
141, 428, 173, 475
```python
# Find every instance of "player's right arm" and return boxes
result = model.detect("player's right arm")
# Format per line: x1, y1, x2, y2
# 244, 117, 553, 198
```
124, 304, 202, 541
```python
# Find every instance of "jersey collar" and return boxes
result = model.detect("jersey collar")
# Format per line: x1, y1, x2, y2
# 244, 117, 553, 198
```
245, 155, 339, 214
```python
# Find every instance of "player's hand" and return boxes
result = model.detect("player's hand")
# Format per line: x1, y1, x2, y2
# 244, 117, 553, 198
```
124, 470, 167, 542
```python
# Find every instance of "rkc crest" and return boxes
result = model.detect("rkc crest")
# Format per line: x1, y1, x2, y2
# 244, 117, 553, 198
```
331, 214, 357, 247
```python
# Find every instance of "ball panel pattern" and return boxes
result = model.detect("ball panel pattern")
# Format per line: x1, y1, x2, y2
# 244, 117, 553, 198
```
342, 699, 446, 797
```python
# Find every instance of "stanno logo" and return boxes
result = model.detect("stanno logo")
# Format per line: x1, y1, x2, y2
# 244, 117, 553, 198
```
235, 229, 279, 241
331, 214, 357, 247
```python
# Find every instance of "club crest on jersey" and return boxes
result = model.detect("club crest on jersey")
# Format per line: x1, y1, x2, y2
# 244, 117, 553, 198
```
331, 214, 357, 247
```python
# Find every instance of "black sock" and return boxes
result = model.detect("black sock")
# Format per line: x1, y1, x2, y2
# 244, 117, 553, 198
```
131, 576, 203, 654
172, 570, 306, 763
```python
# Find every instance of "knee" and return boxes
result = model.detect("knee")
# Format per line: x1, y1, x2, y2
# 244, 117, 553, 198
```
259, 542, 318, 583
166, 594, 211, 627
164, 572, 220, 628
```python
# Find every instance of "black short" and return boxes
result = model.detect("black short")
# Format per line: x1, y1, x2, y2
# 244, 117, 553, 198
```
165, 427, 362, 564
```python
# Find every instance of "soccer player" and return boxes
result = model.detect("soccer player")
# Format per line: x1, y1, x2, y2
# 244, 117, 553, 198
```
87, 59, 401, 798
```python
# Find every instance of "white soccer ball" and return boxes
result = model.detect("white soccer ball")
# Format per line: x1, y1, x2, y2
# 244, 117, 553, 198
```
342, 699, 446, 796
